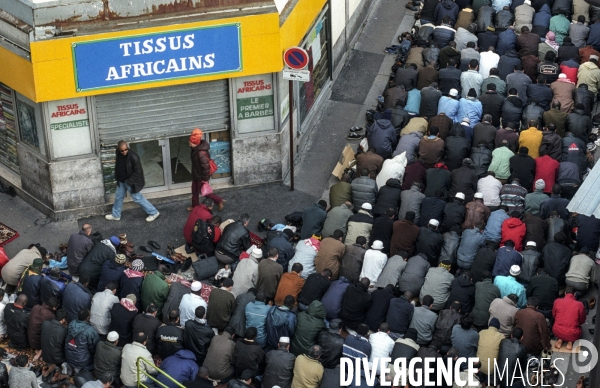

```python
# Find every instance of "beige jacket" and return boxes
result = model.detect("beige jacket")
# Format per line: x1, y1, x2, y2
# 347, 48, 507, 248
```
291, 354, 324, 388
120, 342, 156, 386
488, 297, 518, 336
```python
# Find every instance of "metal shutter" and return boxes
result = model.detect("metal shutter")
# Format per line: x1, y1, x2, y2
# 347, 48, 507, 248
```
95, 80, 230, 146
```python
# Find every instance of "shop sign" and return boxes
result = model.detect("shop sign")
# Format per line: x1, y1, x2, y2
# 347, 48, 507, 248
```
48, 98, 93, 158
72, 24, 242, 91
234, 74, 275, 133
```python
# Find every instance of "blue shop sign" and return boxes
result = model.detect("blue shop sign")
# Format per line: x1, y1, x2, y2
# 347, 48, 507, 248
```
72, 24, 242, 91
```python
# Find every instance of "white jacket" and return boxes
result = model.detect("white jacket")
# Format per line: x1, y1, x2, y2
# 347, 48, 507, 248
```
477, 175, 502, 207
90, 289, 119, 335
121, 342, 157, 386
230, 257, 259, 297
369, 332, 395, 374
179, 293, 208, 326
359, 250, 388, 286
376, 153, 408, 189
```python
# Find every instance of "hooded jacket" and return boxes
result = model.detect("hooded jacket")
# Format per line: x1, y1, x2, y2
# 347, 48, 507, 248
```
577, 61, 600, 93
500, 218, 527, 251
291, 301, 327, 355
79, 241, 115, 291
97, 259, 125, 293
321, 277, 350, 321
63, 281, 93, 322
498, 50, 522, 81
373, 179, 402, 217
141, 271, 169, 316
435, 0, 459, 25
376, 154, 407, 189
367, 119, 398, 160
65, 319, 99, 368
552, 293, 586, 342
159, 350, 199, 388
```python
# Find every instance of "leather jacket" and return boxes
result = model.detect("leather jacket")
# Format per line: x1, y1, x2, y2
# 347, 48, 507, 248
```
216, 221, 251, 259
114, 149, 145, 193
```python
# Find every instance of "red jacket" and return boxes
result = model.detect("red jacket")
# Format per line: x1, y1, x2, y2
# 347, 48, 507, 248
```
183, 204, 213, 244
552, 293, 586, 342
501, 217, 526, 251
534, 155, 559, 194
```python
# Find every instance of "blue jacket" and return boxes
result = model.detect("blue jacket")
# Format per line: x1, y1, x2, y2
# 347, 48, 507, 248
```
245, 301, 271, 347
321, 277, 351, 320
457, 228, 485, 269
492, 246, 522, 277
533, 4, 551, 29
343, 334, 372, 359
265, 306, 297, 349
496, 29, 517, 56
438, 97, 460, 122
65, 319, 99, 368
367, 119, 398, 160
587, 23, 600, 51
62, 282, 92, 322
97, 260, 125, 292
267, 233, 295, 272
434, 0, 459, 25
494, 275, 527, 307
405, 89, 421, 115
483, 210, 509, 242
158, 350, 199, 388
457, 98, 483, 126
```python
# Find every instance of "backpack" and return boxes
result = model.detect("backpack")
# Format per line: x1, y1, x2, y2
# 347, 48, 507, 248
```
191, 219, 216, 254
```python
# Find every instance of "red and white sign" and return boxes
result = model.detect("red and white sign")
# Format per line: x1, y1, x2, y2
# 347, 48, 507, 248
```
284, 47, 309, 70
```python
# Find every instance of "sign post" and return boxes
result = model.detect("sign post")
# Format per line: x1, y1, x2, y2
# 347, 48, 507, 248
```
283, 47, 310, 191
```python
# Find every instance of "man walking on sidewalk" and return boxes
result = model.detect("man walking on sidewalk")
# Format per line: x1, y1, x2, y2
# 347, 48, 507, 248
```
105, 140, 160, 222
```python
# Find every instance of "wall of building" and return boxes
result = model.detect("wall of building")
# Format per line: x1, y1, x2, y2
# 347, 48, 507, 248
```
331, 0, 373, 74
232, 132, 282, 185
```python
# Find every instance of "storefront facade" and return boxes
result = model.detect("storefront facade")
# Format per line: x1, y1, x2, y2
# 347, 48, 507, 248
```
0, 0, 370, 219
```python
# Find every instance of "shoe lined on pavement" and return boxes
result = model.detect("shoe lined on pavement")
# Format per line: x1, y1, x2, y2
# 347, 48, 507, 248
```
347, 132, 363, 140
146, 212, 160, 222
349, 126, 364, 133
105, 214, 120, 221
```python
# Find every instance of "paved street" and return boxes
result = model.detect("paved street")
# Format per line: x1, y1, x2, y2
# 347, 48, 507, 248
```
0, 0, 598, 385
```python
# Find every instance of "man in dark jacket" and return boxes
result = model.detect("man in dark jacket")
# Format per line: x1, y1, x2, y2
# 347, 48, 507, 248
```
317, 318, 345, 369
97, 253, 126, 292
498, 50, 522, 80
233, 327, 266, 377
79, 238, 118, 291
420, 83, 443, 118
105, 140, 159, 222
40, 266, 67, 304
27, 297, 57, 360
444, 125, 471, 171
183, 306, 214, 365
539, 123, 562, 161
189, 129, 224, 211
449, 158, 479, 202
65, 308, 100, 370
527, 268, 559, 315
439, 59, 462, 95
365, 285, 395, 332
132, 303, 162, 354
431, 301, 462, 352
395, 64, 419, 91
5, 294, 29, 349
480, 84, 504, 127
387, 291, 415, 338
541, 232, 572, 286
216, 214, 251, 264
66, 224, 93, 277
339, 237, 367, 285
266, 229, 295, 271
526, 75, 553, 110
565, 103, 592, 143
370, 209, 395, 255
301, 201, 327, 240
41, 309, 68, 371
62, 274, 93, 322
157, 309, 185, 360
339, 278, 372, 330
297, 270, 331, 308
367, 110, 398, 160
517, 26, 540, 58
391, 212, 420, 256
262, 337, 295, 388
94, 331, 122, 384
399, 254, 431, 296
496, 327, 528, 388
416, 219, 445, 267
501, 88, 524, 129
509, 148, 536, 191
573, 84, 594, 116
442, 193, 466, 233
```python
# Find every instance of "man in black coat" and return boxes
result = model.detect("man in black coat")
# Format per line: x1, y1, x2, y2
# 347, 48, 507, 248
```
316, 319, 345, 369
262, 338, 295, 388
156, 309, 185, 360
369, 209, 395, 255
41, 308, 68, 368
183, 306, 214, 365
339, 278, 372, 330
573, 84, 595, 116
509, 147, 536, 191
365, 285, 395, 332
541, 232, 572, 286
480, 84, 504, 127
387, 291, 415, 338
105, 140, 159, 222
471, 242, 497, 282
416, 219, 444, 267
442, 193, 466, 233
565, 103, 593, 143
496, 327, 528, 388
526, 75, 553, 110
527, 268, 559, 317
4, 294, 30, 349
233, 327, 265, 377
132, 303, 162, 355
420, 83, 443, 118
419, 191, 447, 227
266, 229, 295, 272
439, 59, 462, 95
297, 270, 331, 308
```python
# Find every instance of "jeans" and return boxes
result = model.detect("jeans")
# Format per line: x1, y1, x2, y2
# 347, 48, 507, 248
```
112, 182, 158, 218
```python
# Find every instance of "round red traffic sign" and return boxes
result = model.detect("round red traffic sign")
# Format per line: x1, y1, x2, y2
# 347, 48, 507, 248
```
284, 47, 309, 70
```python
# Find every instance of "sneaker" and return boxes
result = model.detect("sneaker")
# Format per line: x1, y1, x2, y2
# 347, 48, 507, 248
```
347, 132, 363, 140
105, 214, 120, 221
146, 212, 160, 222
349, 126, 364, 133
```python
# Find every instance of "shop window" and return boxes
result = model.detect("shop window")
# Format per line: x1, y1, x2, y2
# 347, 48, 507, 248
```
48, 98, 93, 159
0, 83, 19, 172
15, 94, 46, 156
299, 10, 330, 127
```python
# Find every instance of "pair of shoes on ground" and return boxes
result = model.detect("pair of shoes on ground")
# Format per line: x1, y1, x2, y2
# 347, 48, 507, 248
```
105, 212, 160, 222
347, 126, 364, 140
384, 45, 400, 54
